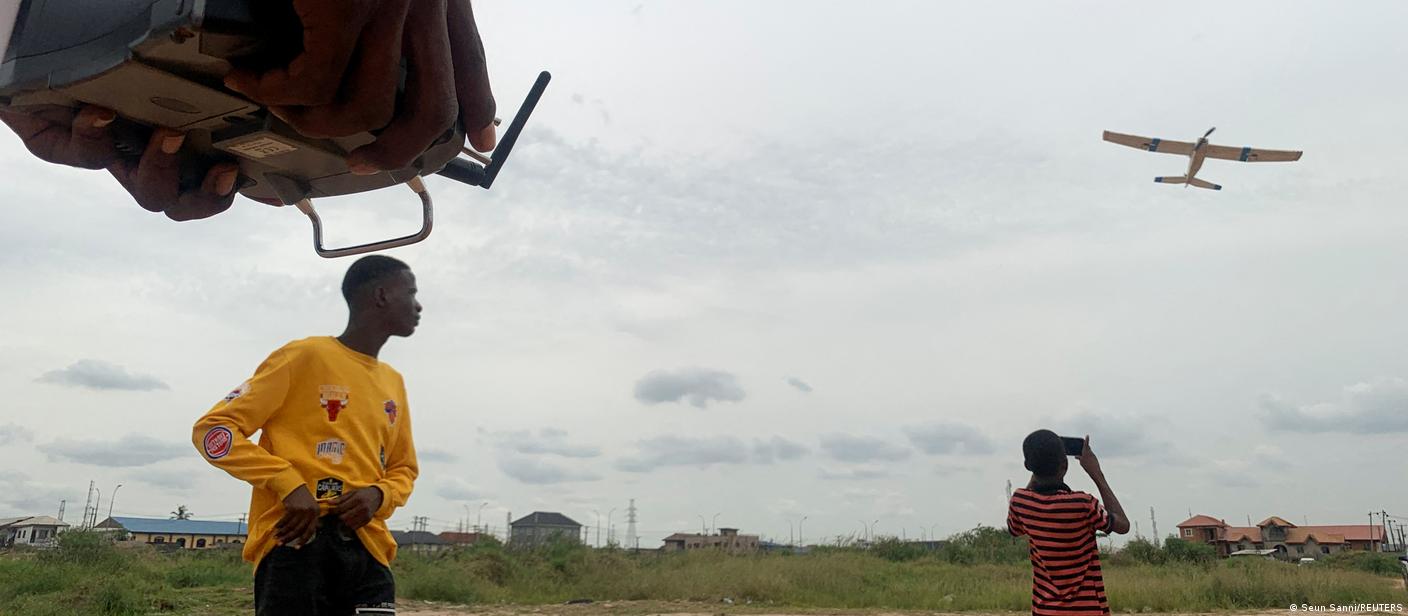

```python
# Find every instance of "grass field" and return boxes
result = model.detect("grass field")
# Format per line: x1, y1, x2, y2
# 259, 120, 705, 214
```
0, 531, 1402, 615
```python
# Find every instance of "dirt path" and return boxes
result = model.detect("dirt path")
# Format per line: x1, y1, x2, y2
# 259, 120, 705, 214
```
396, 601, 1321, 616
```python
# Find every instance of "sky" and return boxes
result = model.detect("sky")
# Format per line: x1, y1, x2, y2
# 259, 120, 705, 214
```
2, 0, 1407, 549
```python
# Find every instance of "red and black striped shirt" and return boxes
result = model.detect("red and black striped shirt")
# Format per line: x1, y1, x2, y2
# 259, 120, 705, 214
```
1007, 485, 1113, 616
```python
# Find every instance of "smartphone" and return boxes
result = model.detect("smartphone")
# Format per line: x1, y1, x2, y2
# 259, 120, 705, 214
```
1061, 436, 1085, 457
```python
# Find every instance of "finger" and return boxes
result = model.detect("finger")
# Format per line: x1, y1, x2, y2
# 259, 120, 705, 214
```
123, 128, 185, 213
162, 163, 240, 222
346, 0, 457, 172
1, 105, 118, 168
447, 0, 496, 151
273, 0, 410, 138
224, 0, 378, 106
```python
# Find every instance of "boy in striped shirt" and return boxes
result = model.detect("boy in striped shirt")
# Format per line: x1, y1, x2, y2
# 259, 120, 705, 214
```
1007, 430, 1130, 615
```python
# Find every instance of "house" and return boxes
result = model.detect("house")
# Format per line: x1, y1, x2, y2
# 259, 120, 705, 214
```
662, 528, 760, 553
0, 516, 69, 547
96, 516, 247, 549
509, 512, 582, 547
438, 531, 490, 546
391, 530, 450, 553
1177, 514, 1385, 560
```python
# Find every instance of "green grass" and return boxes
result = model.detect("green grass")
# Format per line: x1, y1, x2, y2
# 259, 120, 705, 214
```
0, 530, 1401, 615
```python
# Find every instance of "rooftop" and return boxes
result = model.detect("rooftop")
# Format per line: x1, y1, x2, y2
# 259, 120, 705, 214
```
101, 516, 246, 536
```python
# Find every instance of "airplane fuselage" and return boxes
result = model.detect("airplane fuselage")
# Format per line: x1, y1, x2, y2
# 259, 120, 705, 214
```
1185, 134, 1211, 181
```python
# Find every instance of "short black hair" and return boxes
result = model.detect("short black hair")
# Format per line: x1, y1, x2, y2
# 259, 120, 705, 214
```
341, 255, 411, 304
1022, 429, 1064, 477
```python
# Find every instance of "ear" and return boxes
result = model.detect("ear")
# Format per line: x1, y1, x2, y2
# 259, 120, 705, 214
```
374, 285, 390, 307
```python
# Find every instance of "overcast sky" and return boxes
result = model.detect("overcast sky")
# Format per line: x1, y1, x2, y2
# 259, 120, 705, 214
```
2, 0, 1407, 548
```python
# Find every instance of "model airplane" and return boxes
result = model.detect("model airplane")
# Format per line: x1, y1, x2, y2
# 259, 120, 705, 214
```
1103, 128, 1302, 190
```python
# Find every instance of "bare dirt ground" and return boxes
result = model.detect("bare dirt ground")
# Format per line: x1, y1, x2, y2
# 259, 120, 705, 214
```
396, 601, 1330, 616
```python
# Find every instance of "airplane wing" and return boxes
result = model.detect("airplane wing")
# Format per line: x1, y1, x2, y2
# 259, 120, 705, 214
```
1103, 131, 1195, 156
1203, 144, 1303, 162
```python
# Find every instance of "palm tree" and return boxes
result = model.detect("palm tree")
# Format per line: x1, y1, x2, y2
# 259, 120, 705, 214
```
170, 505, 193, 520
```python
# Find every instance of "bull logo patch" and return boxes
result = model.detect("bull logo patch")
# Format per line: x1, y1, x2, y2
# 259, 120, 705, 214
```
319, 385, 350, 422
316, 477, 344, 499
384, 400, 398, 425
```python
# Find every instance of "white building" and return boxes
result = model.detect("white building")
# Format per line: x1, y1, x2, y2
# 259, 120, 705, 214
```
0, 516, 69, 547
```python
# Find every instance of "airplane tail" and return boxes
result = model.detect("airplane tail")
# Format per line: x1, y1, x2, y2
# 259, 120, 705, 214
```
1154, 176, 1187, 185
1187, 177, 1222, 191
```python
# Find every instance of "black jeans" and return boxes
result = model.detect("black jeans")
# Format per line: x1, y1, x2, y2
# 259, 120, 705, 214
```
254, 516, 396, 615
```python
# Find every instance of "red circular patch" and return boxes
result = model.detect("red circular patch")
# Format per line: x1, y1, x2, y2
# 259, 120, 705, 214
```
203, 426, 233, 459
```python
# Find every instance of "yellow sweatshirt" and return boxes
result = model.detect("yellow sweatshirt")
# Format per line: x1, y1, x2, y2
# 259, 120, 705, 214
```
192, 336, 418, 567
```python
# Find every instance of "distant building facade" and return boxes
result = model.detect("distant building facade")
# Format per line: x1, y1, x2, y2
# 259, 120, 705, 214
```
1177, 514, 1385, 560
509, 512, 582, 547
391, 530, 451, 553
0, 516, 68, 547
97, 516, 247, 549
438, 531, 490, 546
662, 528, 759, 553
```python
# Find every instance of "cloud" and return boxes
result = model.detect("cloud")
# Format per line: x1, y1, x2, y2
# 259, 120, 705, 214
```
435, 477, 486, 501
37, 434, 188, 467
1047, 411, 1175, 459
617, 435, 807, 472
785, 377, 813, 393
751, 436, 809, 463
418, 448, 460, 464
819, 434, 911, 463
904, 422, 995, 455
0, 423, 34, 446
819, 465, 893, 481
616, 435, 749, 472
0, 473, 72, 514
1260, 378, 1408, 434
135, 469, 197, 492
481, 428, 601, 458
36, 359, 169, 391
497, 456, 600, 485
841, 488, 916, 518
633, 368, 745, 408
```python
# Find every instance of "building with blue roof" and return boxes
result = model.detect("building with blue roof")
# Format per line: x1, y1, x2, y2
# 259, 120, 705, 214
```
97, 516, 248, 549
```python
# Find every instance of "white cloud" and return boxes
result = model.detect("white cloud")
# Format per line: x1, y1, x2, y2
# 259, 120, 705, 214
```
36, 359, 169, 391
37, 434, 188, 467
1261, 378, 1408, 434
819, 434, 911, 463
785, 377, 813, 393
435, 477, 487, 501
633, 368, 745, 409
904, 423, 995, 455
481, 428, 602, 458
0, 423, 34, 446
496, 456, 600, 485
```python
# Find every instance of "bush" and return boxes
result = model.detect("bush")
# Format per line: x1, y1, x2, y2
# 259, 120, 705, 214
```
871, 536, 925, 562
1320, 550, 1403, 576
1163, 537, 1217, 564
1115, 537, 1166, 565
40, 529, 120, 566
940, 526, 1028, 565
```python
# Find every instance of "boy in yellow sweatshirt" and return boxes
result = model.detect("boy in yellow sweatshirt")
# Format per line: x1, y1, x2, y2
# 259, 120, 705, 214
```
193, 255, 422, 615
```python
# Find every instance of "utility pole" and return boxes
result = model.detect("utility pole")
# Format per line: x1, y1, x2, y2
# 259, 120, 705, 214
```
1369, 512, 1376, 552
106, 484, 123, 522
238, 514, 246, 536
626, 499, 638, 551
81, 481, 94, 530
57, 500, 65, 523
1150, 507, 1159, 547
799, 515, 808, 547
1134, 520, 1140, 539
